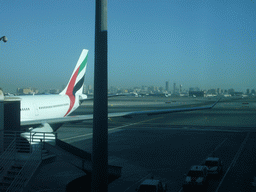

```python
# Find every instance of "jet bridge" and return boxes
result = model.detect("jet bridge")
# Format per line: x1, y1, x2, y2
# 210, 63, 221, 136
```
0, 91, 122, 191
0, 94, 56, 191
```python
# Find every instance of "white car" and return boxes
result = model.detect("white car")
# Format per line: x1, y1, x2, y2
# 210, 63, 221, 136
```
136, 178, 167, 192
204, 157, 223, 176
183, 165, 208, 191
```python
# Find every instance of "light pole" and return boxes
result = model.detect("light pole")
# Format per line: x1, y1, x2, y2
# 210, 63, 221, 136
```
0, 36, 7, 43
0, 88, 3, 153
92, 0, 108, 191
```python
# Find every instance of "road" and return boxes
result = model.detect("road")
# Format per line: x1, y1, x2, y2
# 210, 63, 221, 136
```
55, 96, 256, 191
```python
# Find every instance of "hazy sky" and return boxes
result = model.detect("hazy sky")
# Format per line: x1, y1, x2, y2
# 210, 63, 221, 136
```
0, 0, 255, 93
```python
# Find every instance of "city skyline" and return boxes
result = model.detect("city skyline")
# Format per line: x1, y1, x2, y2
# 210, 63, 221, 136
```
1, 80, 252, 94
9, 82, 254, 96
0, 1, 255, 93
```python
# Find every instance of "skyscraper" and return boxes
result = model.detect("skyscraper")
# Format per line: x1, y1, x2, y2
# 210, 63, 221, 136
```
166, 81, 169, 92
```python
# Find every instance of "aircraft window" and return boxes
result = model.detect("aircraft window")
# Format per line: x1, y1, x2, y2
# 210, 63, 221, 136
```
21, 108, 30, 111
39, 103, 69, 110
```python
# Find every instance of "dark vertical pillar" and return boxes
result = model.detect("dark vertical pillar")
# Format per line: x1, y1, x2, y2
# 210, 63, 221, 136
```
0, 91, 4, 153
4, 100, 20, 149
4, 101, 20, 132
92, 0, 108, 192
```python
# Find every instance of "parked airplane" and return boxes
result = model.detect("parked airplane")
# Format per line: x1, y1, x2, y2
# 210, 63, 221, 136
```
20, 49, 88, 124
5, 49, 220, 136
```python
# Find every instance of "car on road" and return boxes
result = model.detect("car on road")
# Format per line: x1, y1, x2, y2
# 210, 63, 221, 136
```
204, 157, 223, 177
136, 178, 167, 192
183, 165, 208, 191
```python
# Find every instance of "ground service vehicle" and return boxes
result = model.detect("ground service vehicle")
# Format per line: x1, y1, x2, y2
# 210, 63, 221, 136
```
136, 178, 167, 192
183, 165, 208, 191
204, 157, 223, 176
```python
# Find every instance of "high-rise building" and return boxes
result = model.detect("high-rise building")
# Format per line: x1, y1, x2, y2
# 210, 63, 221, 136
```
208, 89, 217, 94
166, 81, 169, 92
180, 84, 182, 93
83, 84, 87, 94
173, 83, 176, 93
16, 88, 35, 95
217, 88, 221, 95
228, 88, 235, 96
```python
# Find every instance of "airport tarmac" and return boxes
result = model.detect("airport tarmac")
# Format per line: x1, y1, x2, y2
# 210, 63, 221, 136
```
31, 96, 256, 191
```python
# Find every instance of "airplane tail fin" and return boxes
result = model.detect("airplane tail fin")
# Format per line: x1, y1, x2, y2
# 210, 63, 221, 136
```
60, 49, 88, 96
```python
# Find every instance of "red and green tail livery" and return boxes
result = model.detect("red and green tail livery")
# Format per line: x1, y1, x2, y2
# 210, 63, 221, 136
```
60, 49, 88, 116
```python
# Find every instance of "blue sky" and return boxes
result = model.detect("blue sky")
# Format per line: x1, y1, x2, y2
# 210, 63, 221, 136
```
0, 0, 255, 93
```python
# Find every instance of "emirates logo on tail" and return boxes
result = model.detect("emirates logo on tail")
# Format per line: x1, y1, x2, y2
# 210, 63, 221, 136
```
61, 49, 88, 116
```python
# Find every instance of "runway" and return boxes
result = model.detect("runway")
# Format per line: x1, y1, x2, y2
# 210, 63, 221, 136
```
53, 96, 256, 191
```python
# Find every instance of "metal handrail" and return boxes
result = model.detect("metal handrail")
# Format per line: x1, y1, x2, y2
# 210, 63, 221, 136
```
31, 131, 56, 141
1, 130, 57, 141
0, 138, 16, 180
0, 130, 58, 192
0, 130, 57, 191
4, 131, 33, 153
7, 142, 42, 192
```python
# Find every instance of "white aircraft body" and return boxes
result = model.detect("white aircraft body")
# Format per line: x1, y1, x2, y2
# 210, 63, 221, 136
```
4, 49, 219, 139
20, 49, 88, 123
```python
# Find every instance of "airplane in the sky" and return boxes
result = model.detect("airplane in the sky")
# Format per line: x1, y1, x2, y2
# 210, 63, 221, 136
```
5, 49, 219, 137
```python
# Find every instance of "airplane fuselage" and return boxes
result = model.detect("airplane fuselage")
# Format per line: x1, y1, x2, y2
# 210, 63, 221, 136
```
19, 94, 80, 122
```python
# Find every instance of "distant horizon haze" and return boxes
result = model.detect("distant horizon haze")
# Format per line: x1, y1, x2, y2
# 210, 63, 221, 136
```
2, 83, 250, 94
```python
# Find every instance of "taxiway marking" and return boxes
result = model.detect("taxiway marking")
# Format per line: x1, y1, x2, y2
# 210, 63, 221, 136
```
215, 132, 250, 192
123, 173, 152, 192
61, 117, 164, 142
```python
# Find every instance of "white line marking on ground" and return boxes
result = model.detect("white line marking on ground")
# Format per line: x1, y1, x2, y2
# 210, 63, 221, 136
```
123, 173, 152, 192
214, 138, 228, 152
215, 132, 250, 192
130, 127, 244, 133
200, 138, 228, 164
179, 138, 228, 192
178, 185, 184, 192
231, 132, 250, 168
61, 117, 163, 141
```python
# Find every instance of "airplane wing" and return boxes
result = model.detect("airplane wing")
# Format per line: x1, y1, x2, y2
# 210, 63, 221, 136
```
21, 98, 220, 129
80, 94, 126, 102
